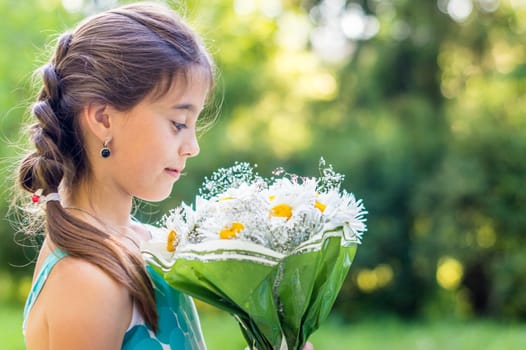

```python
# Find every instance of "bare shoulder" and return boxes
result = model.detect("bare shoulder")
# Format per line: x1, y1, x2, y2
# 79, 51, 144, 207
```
43, 256, 132, 349
46, 256, 129, 301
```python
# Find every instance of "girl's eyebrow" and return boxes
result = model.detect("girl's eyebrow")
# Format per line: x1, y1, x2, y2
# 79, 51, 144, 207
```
173, 103, 197, 112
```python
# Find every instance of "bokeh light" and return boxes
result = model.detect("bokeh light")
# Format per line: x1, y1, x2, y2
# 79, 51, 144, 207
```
436, 257, 464, 290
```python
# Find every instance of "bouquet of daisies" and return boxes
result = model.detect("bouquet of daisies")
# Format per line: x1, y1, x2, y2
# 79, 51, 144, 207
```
143, 159, 367, 350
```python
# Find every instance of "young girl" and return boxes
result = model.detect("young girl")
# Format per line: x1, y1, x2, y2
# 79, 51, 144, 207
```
17, 2, 314, 349
18, 2, 212, 349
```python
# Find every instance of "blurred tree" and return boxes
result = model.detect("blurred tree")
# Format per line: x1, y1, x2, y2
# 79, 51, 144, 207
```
1, 0, 525, 322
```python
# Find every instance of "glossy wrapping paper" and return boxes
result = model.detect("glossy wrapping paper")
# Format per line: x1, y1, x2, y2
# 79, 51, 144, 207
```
146, 230, 358, 350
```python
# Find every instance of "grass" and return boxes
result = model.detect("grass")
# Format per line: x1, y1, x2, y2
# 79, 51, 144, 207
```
201, 313, 526, 350
1, 305, 26, 349
2, 304, 525, 350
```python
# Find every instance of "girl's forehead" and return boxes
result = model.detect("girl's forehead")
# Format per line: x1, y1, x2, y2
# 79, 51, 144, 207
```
142, 69, 210, 112
149, 66, 211, 104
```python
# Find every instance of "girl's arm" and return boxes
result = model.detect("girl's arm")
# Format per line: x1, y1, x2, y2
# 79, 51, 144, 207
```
43, 257, 132, 350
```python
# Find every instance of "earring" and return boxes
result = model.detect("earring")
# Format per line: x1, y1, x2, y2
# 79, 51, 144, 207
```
100, 137, 111, 158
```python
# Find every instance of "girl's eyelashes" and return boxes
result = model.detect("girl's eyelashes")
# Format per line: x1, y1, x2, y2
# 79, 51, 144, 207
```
172, 121, 187, 131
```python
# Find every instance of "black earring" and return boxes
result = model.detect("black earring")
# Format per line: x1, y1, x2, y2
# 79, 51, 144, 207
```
100, 138, 111, 158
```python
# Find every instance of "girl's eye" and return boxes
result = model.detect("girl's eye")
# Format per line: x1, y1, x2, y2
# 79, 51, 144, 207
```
172, 121, 187, 131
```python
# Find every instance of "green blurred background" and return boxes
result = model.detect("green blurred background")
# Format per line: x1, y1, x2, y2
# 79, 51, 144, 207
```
1, 0, 525, 349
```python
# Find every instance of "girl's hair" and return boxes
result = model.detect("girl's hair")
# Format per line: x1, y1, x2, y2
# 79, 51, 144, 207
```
17, 2, 214, 331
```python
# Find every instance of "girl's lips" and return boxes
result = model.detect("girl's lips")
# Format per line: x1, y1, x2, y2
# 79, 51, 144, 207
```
165, 168, 181, 179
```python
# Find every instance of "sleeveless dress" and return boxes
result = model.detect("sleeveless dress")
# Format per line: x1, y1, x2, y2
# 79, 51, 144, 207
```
23, 248, 207, 350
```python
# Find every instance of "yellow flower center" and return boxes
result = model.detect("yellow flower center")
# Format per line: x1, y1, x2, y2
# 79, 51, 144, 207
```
271, 204, 293, 219
167, 230, 177, 252
218, 196, 233, 201
269, 195, 276, 201
220, 222, 245, 239
314, 200, 326, 213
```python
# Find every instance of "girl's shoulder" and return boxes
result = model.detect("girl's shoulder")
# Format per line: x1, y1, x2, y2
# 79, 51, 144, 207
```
34, 240, 128, 301
39, 253, 132, 348
44, 253, 131, 312
47, 254, 126, 293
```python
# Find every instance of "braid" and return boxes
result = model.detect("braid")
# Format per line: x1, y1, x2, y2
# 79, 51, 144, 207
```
54, 32, 72, 65
19, 34, 73, 194
37, 33, 72, 114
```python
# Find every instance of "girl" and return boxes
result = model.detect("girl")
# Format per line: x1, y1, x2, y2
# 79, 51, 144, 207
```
17, 2, 314, 349
19, 2, 212, 349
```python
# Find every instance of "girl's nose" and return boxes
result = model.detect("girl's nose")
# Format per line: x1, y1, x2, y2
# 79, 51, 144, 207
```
180, 133, 200, 158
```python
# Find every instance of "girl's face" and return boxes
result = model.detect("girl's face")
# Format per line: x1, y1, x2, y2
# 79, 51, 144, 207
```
104, 69, 209, 202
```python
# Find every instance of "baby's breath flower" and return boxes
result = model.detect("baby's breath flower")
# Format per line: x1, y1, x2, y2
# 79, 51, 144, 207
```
317, 157, 345, 193
199, 161, 262, 199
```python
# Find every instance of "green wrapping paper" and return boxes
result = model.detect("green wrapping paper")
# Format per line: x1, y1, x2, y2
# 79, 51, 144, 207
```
146, 231, 358, 350
278, 236, 357, 349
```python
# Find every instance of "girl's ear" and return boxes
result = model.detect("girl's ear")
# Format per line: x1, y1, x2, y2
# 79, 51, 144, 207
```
81, 102, 112, 142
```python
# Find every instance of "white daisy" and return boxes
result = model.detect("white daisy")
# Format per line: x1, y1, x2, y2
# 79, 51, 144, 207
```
266, 177, 318, 221
319, 189, 367, 242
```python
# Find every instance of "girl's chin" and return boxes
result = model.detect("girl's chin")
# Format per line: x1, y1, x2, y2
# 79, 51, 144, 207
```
135, 187, 174, 203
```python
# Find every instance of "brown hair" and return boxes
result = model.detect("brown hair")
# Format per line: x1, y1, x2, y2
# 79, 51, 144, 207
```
17, 2, 214, 331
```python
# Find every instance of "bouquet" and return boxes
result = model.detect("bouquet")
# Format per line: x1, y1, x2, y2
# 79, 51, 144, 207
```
142, 159, 367, 350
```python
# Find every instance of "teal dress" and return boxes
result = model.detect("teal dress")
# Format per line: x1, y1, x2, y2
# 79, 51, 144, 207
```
23, 249, 207, 349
